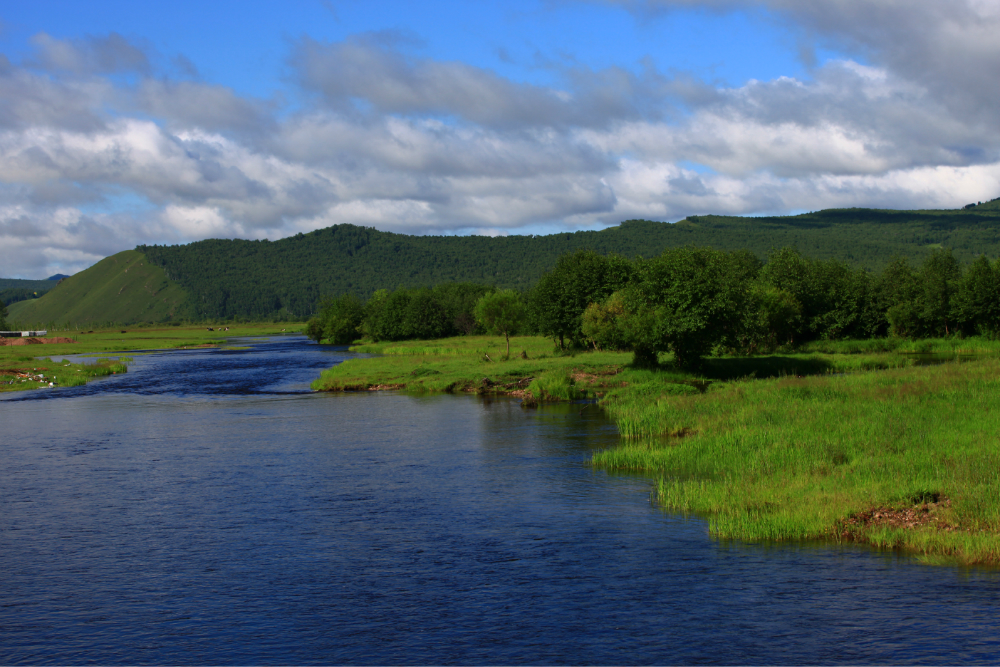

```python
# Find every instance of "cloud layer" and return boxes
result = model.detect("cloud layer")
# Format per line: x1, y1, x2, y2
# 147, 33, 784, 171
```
2, 2, 1000, 277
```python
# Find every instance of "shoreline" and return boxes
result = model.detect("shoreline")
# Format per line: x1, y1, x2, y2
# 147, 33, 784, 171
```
0, 323, 302, 393
315, 334, 1000, 567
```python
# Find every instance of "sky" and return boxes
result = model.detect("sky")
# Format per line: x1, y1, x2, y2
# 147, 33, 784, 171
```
1, 1, 999, 279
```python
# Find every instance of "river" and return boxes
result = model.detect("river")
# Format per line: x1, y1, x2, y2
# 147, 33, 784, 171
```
2, 336, 999, 664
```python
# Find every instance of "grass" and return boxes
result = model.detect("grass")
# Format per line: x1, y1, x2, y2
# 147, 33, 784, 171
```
312, 335, 633, 395
797, 335, 1000, 355
0, 323, 302, 393
7, 249, 192, 327
593, 357, 1000, 565
316, 334, 1000, 565
0, 355, 130, 392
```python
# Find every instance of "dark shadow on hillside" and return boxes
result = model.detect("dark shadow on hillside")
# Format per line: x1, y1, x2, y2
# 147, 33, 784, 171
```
699, 355, 835, 381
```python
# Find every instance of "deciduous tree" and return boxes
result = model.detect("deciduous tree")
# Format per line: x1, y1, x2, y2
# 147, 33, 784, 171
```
474, 290, 526, 358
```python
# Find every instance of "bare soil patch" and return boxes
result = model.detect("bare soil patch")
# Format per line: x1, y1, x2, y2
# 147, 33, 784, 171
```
0, 337, 76, 345
839, 498, 958, 537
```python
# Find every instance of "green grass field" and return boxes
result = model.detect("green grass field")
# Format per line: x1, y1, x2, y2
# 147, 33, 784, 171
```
313, 335, 634, 396
594, 358, 1000, 565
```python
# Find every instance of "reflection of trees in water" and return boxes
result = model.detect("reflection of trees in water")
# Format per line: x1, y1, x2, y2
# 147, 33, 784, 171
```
475, 395, 619, 456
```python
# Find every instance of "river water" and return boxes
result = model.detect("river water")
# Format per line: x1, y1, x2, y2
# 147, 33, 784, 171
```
2, 336, 1000, 664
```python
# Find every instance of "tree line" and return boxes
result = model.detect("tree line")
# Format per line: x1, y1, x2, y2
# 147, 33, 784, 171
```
308, 246, 1000, 369
0, 287, 50, 308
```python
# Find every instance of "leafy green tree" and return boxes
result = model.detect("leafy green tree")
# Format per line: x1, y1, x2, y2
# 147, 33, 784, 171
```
758, 247, 877, 341
953, 255, 1000, 336
758, 248, 812, 326
581, 293, 628, 352
359, 289, 389, 340
736, 283, 803, 354
615, 247, 751, 369
432, 282, 494, 335
886, 300, 923, 338
917, 248, 961, 336
808, 260, 877, 340
876, 257, 920, 337
474, 289, 527, 358
372, 290, 412, 341
402, 288, 449, 340
306, 294, 364, 344
0, 298, 8, 330
582, 289, 658, 366
529, 249, 633, 348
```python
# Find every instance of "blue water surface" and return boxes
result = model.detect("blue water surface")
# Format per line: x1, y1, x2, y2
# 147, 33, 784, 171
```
2, 336, 999, 664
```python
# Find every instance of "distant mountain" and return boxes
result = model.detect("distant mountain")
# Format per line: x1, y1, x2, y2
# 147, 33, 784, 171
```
0, 278, 59, 310
0, 278, 59, 291
11, 204, 1000, 325
46, 274, 71, 281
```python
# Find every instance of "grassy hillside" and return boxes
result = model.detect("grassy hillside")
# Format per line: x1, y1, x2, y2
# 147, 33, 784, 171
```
137, 204, 1000, 320
8, 250, 193, 328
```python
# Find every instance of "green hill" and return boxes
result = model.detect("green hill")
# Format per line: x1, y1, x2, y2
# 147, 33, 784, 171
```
11, 202, 1000, 325
137, 205, 1000, 321
8, 250, 192, 328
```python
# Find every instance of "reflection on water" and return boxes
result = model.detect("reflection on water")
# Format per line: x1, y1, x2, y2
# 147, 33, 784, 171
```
2, 337, 1000, 664
903, 352, 988, 366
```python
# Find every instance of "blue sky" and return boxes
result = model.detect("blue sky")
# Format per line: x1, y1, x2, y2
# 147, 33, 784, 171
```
2, 2, 824, 94
1, 0, 999, 277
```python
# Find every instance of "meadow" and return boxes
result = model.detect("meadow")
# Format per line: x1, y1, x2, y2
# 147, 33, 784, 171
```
313, 335, 634, 399
316, 333, 1000, 565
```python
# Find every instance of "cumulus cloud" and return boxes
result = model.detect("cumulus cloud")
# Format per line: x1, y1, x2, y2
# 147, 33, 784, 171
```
618, 0, 1000, 124
2, 4, 1000, 278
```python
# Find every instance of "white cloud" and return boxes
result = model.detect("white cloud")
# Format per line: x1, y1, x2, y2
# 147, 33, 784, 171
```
1, 7, 1000, 277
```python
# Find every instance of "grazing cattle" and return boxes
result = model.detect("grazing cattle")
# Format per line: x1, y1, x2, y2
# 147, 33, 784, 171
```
207, 327, 214, 331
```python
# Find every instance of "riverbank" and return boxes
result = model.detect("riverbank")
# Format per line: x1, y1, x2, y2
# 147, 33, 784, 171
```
0, 356, 130, 392
312, 336, 637, 399
315, 334, 1000, 565
596, 358, 1000, 565
0, 323, 302, 393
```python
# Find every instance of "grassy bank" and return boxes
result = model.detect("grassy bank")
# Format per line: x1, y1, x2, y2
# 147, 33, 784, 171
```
1, 323, 302, 393
313, 335, 635, 398
594, 358, 1000, 565
0, 355, 130, 392
315, 334, 1000, 565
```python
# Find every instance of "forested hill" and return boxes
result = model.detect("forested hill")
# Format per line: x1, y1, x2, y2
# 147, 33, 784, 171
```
0, 277, 62, 309
136, 203, 1000, 321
